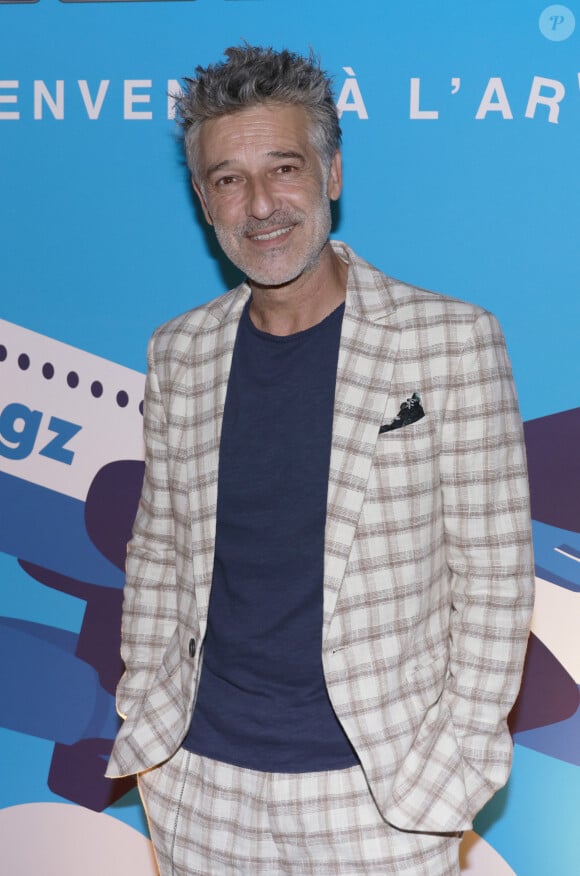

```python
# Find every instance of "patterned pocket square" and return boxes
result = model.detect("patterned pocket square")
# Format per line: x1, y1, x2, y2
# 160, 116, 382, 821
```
379, 392, 425, 433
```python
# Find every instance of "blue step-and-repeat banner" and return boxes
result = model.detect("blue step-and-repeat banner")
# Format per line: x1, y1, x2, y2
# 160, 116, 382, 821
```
1, 2, 579, 874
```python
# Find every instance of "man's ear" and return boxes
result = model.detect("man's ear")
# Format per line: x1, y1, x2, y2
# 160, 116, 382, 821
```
192, 176, 214, 226
326, 151, 343, 202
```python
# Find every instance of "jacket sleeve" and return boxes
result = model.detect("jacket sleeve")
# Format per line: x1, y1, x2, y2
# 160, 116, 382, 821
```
438, 309, 535, 816
115, 334, 179, 722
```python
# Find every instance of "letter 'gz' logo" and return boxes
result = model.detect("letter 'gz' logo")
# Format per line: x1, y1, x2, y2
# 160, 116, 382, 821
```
0, 403, 81, 466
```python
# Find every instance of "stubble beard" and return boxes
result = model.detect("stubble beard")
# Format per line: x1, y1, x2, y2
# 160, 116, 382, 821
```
213, 200, 332, 289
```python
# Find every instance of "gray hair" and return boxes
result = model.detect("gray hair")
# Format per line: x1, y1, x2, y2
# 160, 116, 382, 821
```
175, 45, 342, 180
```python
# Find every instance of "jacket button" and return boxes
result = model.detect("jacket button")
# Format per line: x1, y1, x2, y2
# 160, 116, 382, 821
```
188, 638, 196, 658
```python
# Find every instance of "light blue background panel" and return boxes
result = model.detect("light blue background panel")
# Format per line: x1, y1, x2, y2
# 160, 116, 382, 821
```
1, 2, 579, 873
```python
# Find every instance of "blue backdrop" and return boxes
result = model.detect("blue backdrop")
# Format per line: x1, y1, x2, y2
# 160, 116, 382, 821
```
1, 2, 579, 874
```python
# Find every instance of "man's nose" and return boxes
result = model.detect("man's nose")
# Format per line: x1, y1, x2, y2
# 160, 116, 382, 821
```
246, 176, 277, 219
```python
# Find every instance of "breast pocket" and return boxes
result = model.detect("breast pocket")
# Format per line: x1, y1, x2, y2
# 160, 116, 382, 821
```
377, 416, 437, 460
373, 416, 440, 485
367, 416, 441, 520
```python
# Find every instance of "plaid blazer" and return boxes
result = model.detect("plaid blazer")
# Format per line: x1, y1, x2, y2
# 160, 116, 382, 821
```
107, 242, 534, 833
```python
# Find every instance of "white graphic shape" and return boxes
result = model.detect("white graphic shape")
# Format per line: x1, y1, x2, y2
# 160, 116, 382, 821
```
409, 78, 439, 119
525, 77, 566, 124
475, 78, 513, 120
34, 80, 64, 120
0, 319, 145, 502
78, 80, 110, 120
124, 80, 153, 120
532, 575, 580, 682
0, 803, 157, 876
336, 68, 368, 119
459, 831, 516, 874
0, 80, 19, 120
539, 5, 576, 41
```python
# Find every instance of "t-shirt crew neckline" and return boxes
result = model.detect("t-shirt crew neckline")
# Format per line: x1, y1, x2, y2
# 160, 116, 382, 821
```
243, 298, 346, 343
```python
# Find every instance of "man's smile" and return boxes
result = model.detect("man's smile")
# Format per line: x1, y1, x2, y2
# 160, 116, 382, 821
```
247, 225, 295, 242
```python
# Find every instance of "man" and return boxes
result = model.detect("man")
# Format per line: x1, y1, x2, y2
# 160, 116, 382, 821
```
107, 46, 534, 875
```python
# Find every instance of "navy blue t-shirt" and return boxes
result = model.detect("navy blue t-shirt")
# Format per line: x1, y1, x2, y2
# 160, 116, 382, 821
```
183, 299, 358, 772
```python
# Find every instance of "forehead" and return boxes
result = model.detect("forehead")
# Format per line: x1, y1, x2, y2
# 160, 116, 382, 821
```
197, 104, 315, 171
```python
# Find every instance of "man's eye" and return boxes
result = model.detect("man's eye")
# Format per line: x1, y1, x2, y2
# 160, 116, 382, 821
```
216, 176, 237, 187
276, 165, 297, 174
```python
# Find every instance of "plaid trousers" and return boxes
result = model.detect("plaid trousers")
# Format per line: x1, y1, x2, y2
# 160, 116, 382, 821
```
138, 748, 461, 875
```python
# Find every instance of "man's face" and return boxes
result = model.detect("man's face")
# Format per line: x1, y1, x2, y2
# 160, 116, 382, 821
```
193, 104, 342, 288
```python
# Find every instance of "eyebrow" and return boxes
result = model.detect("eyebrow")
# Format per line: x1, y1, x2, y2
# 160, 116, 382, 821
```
267, 150, 305, 162
205, 150, 306, 178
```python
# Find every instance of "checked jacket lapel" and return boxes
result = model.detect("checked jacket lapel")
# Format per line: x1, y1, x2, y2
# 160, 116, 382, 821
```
184, 283, 251, 637
323, 244, 401, 639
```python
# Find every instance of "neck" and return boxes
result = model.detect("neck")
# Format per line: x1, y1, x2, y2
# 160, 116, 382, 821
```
248, 243, 348, 336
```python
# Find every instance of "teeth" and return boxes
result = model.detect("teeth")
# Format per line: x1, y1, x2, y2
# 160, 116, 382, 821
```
252, 226, 292, 241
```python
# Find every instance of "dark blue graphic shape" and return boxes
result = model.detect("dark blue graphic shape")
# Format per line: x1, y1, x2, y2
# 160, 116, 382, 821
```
509, 633, 579, 734
0, 471, 124, 589
513, 688, 580, 767
507, 406, 580, 767
0, 618, 118, 744
85, 460, 145, 572
524, 407, 580, 534
531, 521, 580, 593
0, 460, 144, 810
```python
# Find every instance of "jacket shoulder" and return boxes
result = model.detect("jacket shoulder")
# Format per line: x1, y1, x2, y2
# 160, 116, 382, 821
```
379, 270, 502, 351
148, 283, 248, 362
337, 241, 489, 330
369, 258, 488, 326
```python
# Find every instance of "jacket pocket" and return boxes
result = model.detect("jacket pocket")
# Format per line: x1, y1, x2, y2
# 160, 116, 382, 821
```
403, 641, 450, 711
